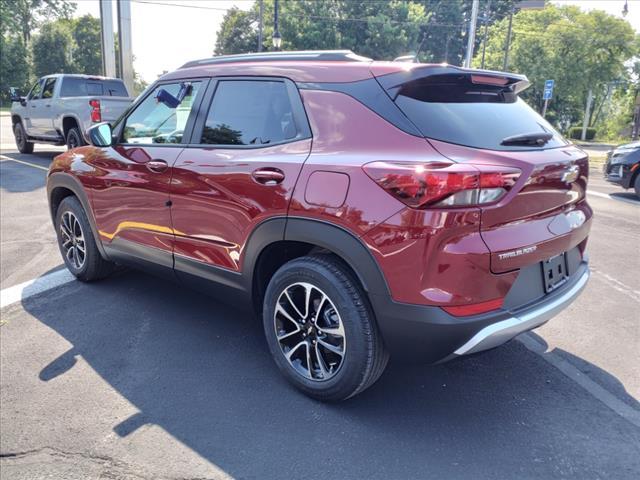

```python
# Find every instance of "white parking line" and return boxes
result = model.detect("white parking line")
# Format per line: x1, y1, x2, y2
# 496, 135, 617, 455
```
0, 154, 49, 171
587, 190, 639, 205
0, 269, 76, 309
518, 334, 640, 428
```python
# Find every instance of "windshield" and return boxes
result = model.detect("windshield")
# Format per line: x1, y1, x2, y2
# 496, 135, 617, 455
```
394, 77, 568, 151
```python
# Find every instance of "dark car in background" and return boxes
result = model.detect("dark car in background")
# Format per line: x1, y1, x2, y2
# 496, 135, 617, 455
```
604, 141, 640, 197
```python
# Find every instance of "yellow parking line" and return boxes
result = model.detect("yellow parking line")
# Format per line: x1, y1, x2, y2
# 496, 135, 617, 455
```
0, 155, 48, 172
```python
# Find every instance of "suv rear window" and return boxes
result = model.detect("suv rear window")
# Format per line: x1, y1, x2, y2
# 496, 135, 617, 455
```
394, 76, 567, 151
60, 77, 128, 97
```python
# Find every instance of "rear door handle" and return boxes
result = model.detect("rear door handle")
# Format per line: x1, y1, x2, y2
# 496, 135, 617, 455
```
147, 159, 169, 173
252, 168, 285, 185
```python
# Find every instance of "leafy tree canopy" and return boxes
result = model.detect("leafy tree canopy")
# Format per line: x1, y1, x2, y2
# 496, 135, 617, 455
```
476, 4, 638, 130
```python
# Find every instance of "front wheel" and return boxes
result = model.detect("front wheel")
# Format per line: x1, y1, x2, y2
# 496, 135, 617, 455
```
634, 173, 640, 199
263, 255, 388, 401
55, 196, 115, 281
13, 122, 34, 154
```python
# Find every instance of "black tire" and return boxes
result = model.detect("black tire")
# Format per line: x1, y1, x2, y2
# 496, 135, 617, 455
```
66, 127, 85, 150
263, 254, 389, 401
55, 196, 115, 281
634, 172, 640, 199
13, 122, 34, 154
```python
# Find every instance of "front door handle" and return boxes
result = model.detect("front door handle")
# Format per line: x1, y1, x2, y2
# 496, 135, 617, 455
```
252, 168, 285, 185
147, 159, 168, 173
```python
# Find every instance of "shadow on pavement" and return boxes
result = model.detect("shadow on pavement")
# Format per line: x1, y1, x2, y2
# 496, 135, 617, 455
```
0, 151, 60, 194
610, 191, 640, 205
21, 268, 640, 479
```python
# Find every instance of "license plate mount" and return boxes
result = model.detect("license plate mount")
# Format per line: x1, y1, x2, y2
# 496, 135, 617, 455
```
542, 253, 568, 293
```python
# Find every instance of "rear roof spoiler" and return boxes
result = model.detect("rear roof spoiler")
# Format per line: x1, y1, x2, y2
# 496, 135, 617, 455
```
373, 64, 530, 99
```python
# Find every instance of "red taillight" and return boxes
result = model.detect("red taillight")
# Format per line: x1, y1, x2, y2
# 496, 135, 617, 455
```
363, 161, 520, 208
442, 298, 504, 316
89, 99, 101, 122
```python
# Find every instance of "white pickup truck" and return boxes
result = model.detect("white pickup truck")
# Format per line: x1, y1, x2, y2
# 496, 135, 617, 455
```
10, 74, 133, 153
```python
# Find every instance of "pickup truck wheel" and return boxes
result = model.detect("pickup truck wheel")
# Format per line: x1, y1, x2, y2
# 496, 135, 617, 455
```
13, 122, 34, 154
55, 196, 115, 281
263, 254, 389, 401
66, 127, 85, 150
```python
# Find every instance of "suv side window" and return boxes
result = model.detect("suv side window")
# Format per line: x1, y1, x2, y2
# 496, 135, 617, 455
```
42, 78, 57, 99
122, 81, 201, 145
201, 80, 296, 146
27, 80, 43, 100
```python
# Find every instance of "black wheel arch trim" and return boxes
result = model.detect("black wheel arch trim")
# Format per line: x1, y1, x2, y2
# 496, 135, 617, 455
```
47, 172, 109, 260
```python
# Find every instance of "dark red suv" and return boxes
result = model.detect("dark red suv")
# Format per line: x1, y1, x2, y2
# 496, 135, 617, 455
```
47, 51, 591, 401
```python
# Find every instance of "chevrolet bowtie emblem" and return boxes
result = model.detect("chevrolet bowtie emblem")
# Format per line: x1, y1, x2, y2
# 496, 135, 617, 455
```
562, 165, 580, 183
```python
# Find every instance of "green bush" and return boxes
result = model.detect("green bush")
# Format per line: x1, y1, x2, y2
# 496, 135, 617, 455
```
568, 127, 597, 141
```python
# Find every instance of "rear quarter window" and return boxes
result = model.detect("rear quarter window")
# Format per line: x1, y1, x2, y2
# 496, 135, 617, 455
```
60, 77, 129, 97
394, 77, 568, 151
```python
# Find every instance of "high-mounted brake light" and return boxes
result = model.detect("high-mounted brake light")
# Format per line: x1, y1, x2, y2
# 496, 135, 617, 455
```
362, 161, 520, 209
89, 99, 101, 122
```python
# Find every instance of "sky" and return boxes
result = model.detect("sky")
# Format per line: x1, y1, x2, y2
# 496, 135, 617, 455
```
72, 0, 640, 83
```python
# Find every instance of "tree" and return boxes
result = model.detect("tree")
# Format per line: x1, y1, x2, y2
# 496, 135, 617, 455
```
0, 0, 75, 44
476, 5, 638, 131
70, 15, 101, 75
214, 0, 429, 60
213, 0, 515, 64
32, 21, 74, 77
0, 35, 31, 102
214, 7, 258, 55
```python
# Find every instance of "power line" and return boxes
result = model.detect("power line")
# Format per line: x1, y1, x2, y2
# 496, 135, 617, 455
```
130, 0, 466, 28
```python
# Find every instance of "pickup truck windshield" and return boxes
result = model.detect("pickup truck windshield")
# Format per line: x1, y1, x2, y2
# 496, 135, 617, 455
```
60, 77, 128, 98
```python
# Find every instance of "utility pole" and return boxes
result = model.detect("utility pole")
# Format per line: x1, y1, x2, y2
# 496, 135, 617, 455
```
480, 0, 491, 69
464, 0, 480, 68
99, 0, 116, 77
581, 89, 593, 141
503, 8, 514, 71
117, 0, 134, 94
258, 0, 263, 52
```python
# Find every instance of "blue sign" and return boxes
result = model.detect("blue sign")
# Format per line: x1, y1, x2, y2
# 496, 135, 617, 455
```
543, 79, 554, 100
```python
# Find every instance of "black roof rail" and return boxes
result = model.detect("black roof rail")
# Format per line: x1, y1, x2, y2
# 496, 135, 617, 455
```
180, 50, 372, 69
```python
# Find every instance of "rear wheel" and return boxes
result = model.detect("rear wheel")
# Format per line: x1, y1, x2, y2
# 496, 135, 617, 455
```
262, 255, 388, 401
66, 127, 85, 150
13, 122, 34, 154
55, 196, 115, 281
634, 172, 640, 198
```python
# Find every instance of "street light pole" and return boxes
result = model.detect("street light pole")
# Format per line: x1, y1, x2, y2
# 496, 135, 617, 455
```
464, 0, 479, 68
503, 8, 514, 71
258, 0, 263, 52
480, 0, 491, 69
272, 0, 282, 51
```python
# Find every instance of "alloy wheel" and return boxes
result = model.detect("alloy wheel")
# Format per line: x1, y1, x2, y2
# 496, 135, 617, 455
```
274, 282, 346, 381
60, 211, 86, 270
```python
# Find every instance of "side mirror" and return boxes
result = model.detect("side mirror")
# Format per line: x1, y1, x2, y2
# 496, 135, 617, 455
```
9, 87, 24, 104
87, 122, 113, 147
9, 87, 20, 101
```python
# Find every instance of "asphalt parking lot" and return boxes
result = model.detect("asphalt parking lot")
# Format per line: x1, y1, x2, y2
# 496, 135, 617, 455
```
1, 114, 639, 479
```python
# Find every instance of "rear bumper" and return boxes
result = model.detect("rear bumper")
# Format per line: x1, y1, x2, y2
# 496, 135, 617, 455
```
451, 267, 588, 356
371, 260, 589, 363
603, 162, 634, 189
